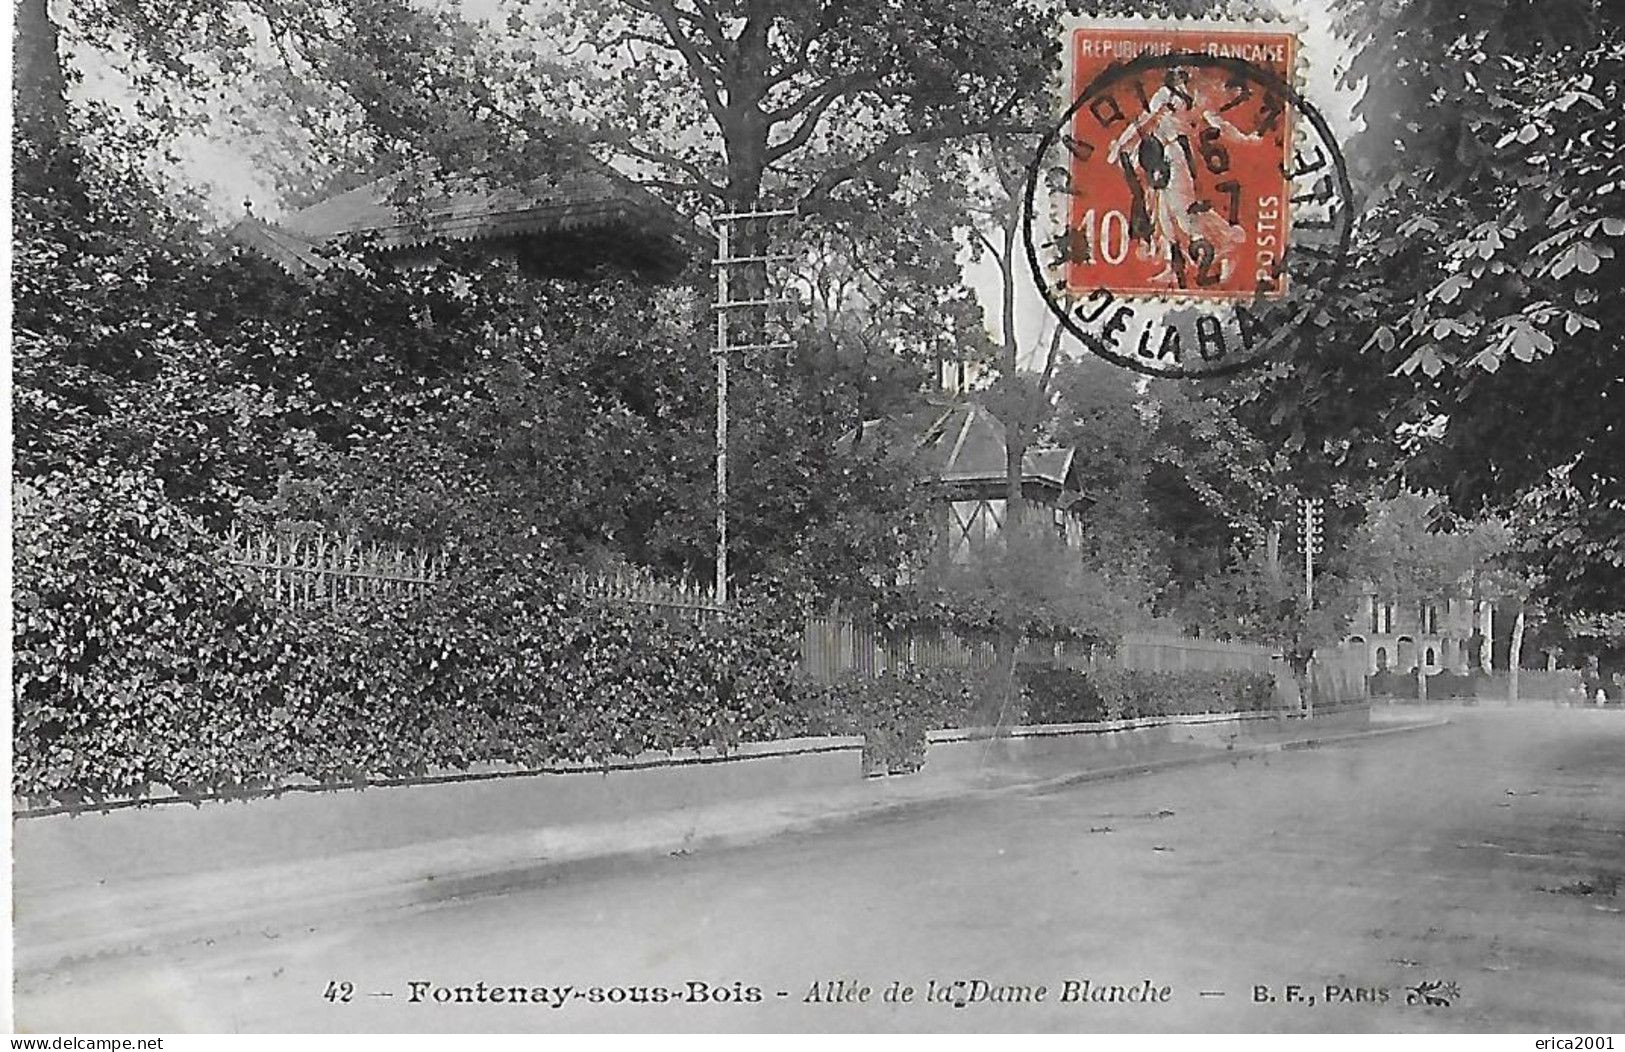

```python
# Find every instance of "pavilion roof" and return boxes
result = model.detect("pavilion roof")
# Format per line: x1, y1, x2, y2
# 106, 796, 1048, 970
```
227, 161, 701, 280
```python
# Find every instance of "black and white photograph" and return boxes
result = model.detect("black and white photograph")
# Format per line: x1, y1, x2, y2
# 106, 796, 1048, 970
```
6, 0, 1624, 1038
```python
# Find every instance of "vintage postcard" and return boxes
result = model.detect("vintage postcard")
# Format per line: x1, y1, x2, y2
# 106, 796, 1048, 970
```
9, 0, 1624, 1042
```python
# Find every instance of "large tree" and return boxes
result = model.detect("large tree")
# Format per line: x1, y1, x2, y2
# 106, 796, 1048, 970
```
1239, 0, 1624, 613
12, 0, 976, 601
559, 0, 1052, 210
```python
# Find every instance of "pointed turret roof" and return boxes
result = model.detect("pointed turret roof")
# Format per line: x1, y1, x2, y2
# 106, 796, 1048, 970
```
848, 399, 1086, 503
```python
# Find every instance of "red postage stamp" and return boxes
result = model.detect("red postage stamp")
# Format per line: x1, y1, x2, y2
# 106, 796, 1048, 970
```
1061, 20, 1298, 300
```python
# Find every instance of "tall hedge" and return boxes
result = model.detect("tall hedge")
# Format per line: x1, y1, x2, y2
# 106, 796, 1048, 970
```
1021, 665, 1278, 724
12, 469, 812, 807
13, 469, 295, 802
13, 469, 1286, 807
796, 666, 989, 773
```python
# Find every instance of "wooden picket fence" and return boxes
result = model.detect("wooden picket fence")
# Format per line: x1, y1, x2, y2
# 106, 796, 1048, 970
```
1116, 631, 1278, 674
223, 527, 442, 607
798, 619, 1284, 684
800, 618, 1001, 682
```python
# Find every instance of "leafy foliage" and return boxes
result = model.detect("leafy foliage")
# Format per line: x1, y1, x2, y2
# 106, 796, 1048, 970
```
1021, 665, 1278, 725
16, 0, 970, 607
798, 666, 988, 772
559, 0, 1056, 210
12, 461, 1285, 807
1354, 493, 1518, 606
1239, 0, 1624, 612
15, 172, 935, 598
11, 467, 818, 806
903, 517, 1148, 643
12, 469, 292, 801
1045, 356, 1365, 651
30, 0, 585, 211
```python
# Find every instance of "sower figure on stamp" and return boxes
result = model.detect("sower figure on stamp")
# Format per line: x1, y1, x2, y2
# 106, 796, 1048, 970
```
1104, 69, 1262, 290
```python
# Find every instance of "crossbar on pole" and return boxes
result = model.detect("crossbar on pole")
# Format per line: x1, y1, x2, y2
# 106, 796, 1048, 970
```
712, 253, 797, 266
712, 208, 798, 220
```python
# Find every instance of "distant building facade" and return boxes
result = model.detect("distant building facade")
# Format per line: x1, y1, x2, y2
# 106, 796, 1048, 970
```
1346, 588, 1497, 676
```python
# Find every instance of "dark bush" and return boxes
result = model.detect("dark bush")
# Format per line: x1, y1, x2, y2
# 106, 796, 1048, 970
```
1019, 665, 1277, 724
1021, 666, 1108, 723
1427, 671, 1478, 699
1367, 670, 1416, 698
796, 666, 985, 773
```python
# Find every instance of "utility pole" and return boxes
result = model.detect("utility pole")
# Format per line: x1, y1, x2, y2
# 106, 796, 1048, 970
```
711, 205, 796, 605
1294, 496, 1325, 717
1301, 496, 1323, 608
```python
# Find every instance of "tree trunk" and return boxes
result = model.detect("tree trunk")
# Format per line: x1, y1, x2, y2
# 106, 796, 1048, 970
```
13, 0, 69, 137
719, 10, 776, 369
1290, 644, 1313, 715
12, 0, 86, 213
992, 193, 1025, 732
1508, 604, 1526, 703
